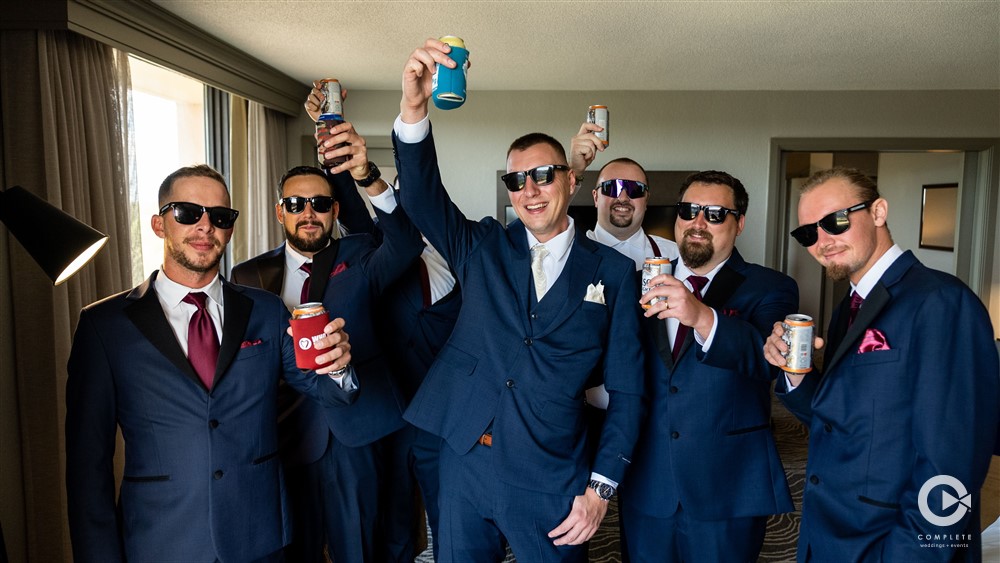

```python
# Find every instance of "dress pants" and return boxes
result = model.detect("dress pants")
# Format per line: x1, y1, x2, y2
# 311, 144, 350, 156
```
437, 440, 586, 563
620, 500, 766, 563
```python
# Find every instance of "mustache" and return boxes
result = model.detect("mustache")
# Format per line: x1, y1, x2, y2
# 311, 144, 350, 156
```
183, 236, 221, 249
296, 220, 324, 230
682, 228, 713, 242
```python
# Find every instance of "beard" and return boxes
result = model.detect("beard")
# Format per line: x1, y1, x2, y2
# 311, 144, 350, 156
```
286, 220, 332, 253
679, 228, 714, 269
608, 201, 635, 229
825, 263, 852, 281
168, 236, 223, 274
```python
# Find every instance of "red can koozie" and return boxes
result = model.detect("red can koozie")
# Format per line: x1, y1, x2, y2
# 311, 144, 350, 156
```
290, 303, 332, 370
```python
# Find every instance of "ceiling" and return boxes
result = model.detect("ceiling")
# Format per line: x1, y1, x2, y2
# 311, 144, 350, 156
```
150, 1, 1000, 92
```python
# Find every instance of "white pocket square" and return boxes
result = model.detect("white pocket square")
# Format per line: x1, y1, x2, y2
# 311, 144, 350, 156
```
584, 281, 606, 305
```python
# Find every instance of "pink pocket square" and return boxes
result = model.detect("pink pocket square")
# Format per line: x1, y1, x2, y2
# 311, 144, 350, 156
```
330, 263, 348, 277
241, 338, 263, 349
722, 307, 739, 317
858, 328, 890, 353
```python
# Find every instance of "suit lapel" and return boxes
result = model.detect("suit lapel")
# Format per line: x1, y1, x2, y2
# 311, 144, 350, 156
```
255, 246, 285, 294
649, 315, 676, 371
308, 238, 341, 303
213, 280, 253, 387
124, 272, 204, 390
505, 221, 533, 331
674, 251, 747, 363
533, 233, 600, 338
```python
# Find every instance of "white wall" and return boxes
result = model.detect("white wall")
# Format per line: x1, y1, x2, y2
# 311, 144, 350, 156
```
877, 152, 965, 274
288, 89, 999, 266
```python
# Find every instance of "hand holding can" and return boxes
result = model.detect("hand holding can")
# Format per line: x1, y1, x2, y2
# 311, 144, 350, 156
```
290, 303, 333, 370
641, 258, 672, 309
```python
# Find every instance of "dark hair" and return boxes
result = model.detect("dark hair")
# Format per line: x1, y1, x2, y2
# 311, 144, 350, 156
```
597, 158, 647, 185
800, 167, 880, 203
506, 133, 567, 165
678, 170, 749, 216
276, 165, 335, 201
158, 164, 228, 205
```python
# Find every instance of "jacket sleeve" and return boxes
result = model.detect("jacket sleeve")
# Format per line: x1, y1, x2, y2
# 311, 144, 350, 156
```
65, 309, 126, 563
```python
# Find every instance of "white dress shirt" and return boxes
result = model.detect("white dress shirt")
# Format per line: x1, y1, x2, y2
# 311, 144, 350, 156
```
587, 225, 679, 270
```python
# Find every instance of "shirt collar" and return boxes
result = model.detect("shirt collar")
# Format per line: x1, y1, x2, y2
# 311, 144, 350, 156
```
675, 253, 729, 286
284, 242, 313, 273
590, 224, 645, 252
154, 270, 223, 309
526, 216, 575, 261
851, 244, 904, 299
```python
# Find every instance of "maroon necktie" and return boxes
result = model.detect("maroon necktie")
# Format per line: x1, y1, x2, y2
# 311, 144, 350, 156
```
848, 291, 864, 328
299, 262, 313, 304
183, 292, 219, 389
672, 275, 709, 362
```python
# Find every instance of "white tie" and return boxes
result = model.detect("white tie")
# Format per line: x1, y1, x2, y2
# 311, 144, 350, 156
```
531, 244, 549, 299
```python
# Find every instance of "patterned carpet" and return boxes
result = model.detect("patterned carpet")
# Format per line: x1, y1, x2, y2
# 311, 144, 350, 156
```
416, 396, 809, 562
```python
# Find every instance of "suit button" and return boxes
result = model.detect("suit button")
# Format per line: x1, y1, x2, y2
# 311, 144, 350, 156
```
506, 379, 515, 388
669, 386, 679, 394
809, 475, 819, 485
823, 423, 832, 433
209, 419, 219, 429
214, 470, 224, 480
671, 431, 680, 439
523, 337, 532, 346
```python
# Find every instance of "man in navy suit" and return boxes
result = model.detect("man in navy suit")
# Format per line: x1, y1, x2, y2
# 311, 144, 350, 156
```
390, 39, 645, 562
619, 170, 796, 562
231, 136, 424, 563
65, 165, 356, 563
764, 167, 999, 562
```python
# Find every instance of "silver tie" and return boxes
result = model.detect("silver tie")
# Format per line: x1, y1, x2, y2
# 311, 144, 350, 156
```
531, 244, 549, 299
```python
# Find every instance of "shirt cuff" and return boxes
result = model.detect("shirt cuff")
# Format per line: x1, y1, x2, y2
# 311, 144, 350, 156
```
328, 366, 358, 391
693, 308, 719, 352
783, 373, 799, 392
367, 185, 398, 213
393, 113, 430, 143
590, 472, 619, 489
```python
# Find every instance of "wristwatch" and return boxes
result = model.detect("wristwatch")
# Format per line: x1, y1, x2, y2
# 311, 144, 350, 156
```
588, 479, 616, 501
355, 162, 382, 188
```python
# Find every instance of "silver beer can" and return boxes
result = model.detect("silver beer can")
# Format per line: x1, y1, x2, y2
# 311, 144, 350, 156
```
641, 257, 672, 310
781, 314, 814, 373
587, 105, 609, 146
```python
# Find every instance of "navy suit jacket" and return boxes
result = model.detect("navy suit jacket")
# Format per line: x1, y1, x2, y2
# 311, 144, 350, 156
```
65, 274, 357, 563
231, 202, 424, 451
332, 170, 463, 402
393, 129, 645, 495
776, 251, 999, 563
624, 250, 796, 520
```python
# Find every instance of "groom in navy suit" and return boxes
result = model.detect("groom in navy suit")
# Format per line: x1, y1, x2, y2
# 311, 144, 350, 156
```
391, 39, 645, 562
621, 170, 796, 562
765, 167, 999, 562
65, 165, 357, 563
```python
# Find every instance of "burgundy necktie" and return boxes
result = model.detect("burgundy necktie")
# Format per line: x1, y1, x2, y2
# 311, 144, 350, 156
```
183, 292, 219, 389
299, 262, 313, 304
672, 275, 709, 362
848, 291, 864, 328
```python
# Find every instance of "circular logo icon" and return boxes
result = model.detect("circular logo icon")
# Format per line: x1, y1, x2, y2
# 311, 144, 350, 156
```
298, 337, 312, 351
918, 474, 970, 527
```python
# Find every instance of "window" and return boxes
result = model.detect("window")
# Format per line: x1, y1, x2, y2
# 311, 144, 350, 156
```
128, 55, 206, 281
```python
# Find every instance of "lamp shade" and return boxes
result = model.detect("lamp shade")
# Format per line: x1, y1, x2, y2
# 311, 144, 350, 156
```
1, 186, 109, 285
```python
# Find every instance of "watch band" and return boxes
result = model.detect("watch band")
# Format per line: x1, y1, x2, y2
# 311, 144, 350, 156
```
588, 479, 615, 501
355, 162, 382, 188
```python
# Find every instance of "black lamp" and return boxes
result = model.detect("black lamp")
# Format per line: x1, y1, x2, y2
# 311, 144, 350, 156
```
0, 185, 109, 285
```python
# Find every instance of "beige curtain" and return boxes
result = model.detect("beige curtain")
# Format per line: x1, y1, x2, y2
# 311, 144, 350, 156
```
230, 95, 250, 265
245, 101, 288, 259
0, 30, 133, 563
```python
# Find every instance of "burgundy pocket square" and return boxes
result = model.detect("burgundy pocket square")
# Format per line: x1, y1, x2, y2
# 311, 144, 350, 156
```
858, 328, 890, 353
722, 308, 739, 317
241, 338, 263, 349
330, 263, 348, 277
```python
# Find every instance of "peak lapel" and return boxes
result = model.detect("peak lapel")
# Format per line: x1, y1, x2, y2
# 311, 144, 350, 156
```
213, 281, 253, 387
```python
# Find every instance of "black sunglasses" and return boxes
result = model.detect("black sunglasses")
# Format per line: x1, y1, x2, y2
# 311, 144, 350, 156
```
501, 165, 569, 192
598, 179, 648, 199
280, 196, 335, 214
675, 202, 741, 224
159, 202, 239, 229
790, 201, 872, 247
